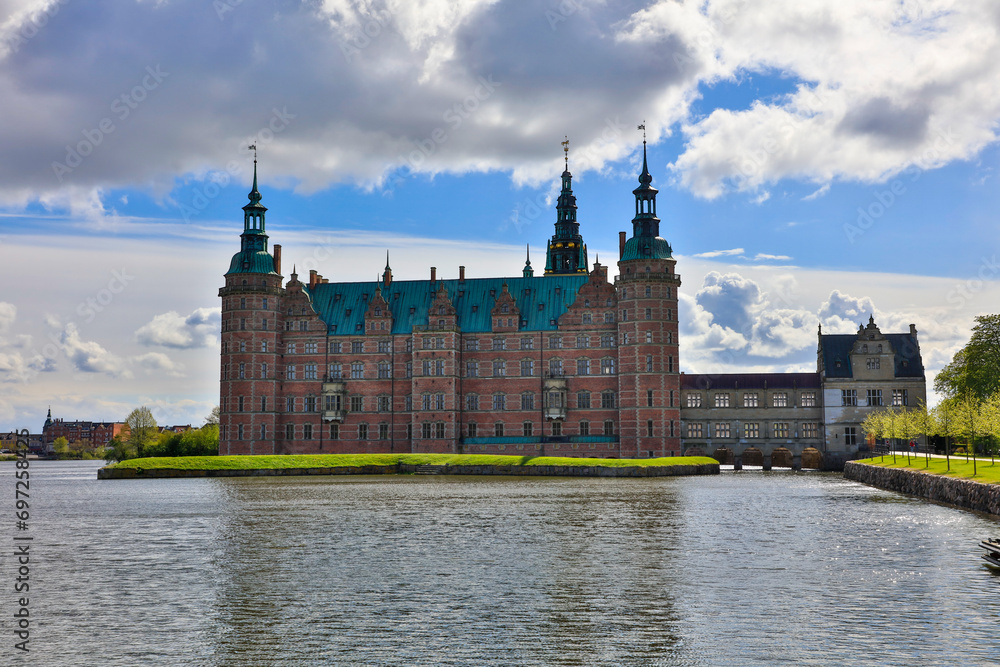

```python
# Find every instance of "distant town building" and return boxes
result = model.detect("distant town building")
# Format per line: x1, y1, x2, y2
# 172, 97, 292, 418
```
42, 408, 126, 449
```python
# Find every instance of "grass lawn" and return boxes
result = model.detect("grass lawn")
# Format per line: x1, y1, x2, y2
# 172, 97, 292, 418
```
856, 454, 1000, 484
106, 453, 718, 471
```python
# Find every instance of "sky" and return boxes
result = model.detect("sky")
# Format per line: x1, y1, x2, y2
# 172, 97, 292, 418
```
1, 0, 999, 432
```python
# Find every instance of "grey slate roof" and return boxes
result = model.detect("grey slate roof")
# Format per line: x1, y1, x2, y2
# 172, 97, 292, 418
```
820, 333, 924, 378
680, 372, 821, 391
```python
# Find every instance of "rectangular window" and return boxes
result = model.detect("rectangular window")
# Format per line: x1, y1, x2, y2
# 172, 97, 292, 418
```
299, 321, 308, 331
421, 394, 431, 411
845, 426, 857, 446
842, 389, 858, 406
376, 423, 388, 440
576, 335, 589, 348
743, 392, 759, 408
285, 424, 294, 439
305, 342, 318, 354
714, 393, 730, 408
601, 391, 616, 409
303, 424, 313, 440
892, 389, 908, 407
773, 392, 788, 407
435, 422, 445, 438
686, 394, 702, 408
466, 339, 479, 351
237, 396, 244, 412
579, 420, 590, 436
520, 359, 534, 377
404, 395, 412, 412
744, 422, 760, 439
286, 365, 297, 380
330, 341, 342, 354
286, 396, 295, 412
687, 423, 703, 438
377, 396, 390, 412
422, 360, 432, 376
577, 391, 591, 409
261, 396, 267, 412
645, 355, 653, 372
715, 422, 731, 438
329, 423, 339, 439
305, 364, 317, 379
521, 337, 533, 350
329, 363, 342, 379
261, 363, 268, 379
351, 362, 364, 379
521, 393, 535, 411
467, 423, 477, 438
549, 336, 562, 349
647, 389, 654, 407
867, 389, 882, 407
866, 357, 880, 370
324, 394, 342, 412
801, 391, 817, 407
421, 422, 432, 439
551, 421, 562, 436
466, 394, 479, 411
601, 334, 614, 348
358, 423, 368, 440
549, 359, 563, 376
406, 339, 413, 353
466, 360, 478, 377
523, 421, 533, 437
405, 362, 412, 379
304, 396, 316, 412
601, 358, 615, 375
577, 359, 590, 375
646, 420, 654, 437
378, 340, 391, 354
350, 396, 363, 412
493, 394, 507, 411
351, 340, 363, 354
493, 360, 506, 376
494, 422, 504, 437
492, 337, 506, 351
378, 361, 391, 379
238, 363, 246, 379
435, 359, 444, 376
802, 423, 818, 438
434, 393, 445, 410
604, 313, 614, 324
773, 422, 790, 438
604, 420, 614, 436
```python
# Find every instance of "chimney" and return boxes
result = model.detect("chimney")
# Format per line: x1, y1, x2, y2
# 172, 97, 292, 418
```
430, 267, 437, 282
909, 323, 918, 339
309, 269, 318, 287
619, 231, 626, 260
273, 244, 282, 275
459, 266, 466, 282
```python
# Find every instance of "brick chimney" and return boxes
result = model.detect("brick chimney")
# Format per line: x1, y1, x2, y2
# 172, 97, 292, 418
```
430, 267, 437, 282
273, 244, 282, 275
619, 231, 626, 260
459, 266, 466, 282
309, 270, 318, 287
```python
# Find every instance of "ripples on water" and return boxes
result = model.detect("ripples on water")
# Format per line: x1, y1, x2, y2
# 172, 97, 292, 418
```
4, 461, 1000, 666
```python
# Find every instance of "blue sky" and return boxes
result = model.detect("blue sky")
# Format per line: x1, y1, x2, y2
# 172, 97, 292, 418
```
1, 0, 999, 431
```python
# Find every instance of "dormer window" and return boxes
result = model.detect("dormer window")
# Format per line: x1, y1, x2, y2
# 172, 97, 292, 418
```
502, 304, 509, 314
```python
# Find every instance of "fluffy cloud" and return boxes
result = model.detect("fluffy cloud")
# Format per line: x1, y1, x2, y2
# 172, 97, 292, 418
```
0, 302, 15, 333
60, 323, 129, 377
133, 352, 185, 378
134, 308, 220, 349
818, 289, 878, 333
695, 271, 764, 333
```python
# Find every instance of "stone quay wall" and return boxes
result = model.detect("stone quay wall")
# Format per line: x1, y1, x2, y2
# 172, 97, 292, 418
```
98, 462, 718, 480
844, 462, 1000, 516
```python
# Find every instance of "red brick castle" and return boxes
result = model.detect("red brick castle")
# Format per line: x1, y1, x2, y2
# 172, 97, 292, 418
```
219, 141, 681, 457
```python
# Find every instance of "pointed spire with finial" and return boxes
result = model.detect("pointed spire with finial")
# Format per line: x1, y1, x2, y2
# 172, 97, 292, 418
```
382, 250, 393, 287
545, 136, 588, 274
523, 244, 534, 278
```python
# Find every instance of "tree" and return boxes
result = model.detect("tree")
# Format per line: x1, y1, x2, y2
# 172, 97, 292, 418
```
125, 406, 158, 459
53, 436, 69, 456
104, 435, 134, 463
204, 405, 220, 426
930, 400, 957, 471
934, 315, 1000, 401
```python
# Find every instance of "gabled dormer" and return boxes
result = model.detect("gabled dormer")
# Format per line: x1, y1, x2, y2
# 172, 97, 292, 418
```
365, 287, 393, 334
490, 283, 520, 331
428, 284, 458, 330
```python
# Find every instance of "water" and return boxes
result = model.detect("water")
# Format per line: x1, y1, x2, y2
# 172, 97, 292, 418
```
3, 460, 1000, 665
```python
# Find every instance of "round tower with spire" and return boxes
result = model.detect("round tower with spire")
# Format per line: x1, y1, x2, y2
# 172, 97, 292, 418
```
615, 126, 681, 457
544, 138, 588, 274
219, 149, 284, 455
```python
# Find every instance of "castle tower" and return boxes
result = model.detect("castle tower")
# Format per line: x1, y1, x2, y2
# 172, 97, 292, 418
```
544, 140, 588, 274
219, 155, 283, 455
616, 132, 681, 456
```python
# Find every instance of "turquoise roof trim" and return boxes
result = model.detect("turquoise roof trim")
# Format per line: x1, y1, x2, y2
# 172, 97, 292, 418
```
226, 250, 279, 275
307, 274, 590, 335
621, 236, 672, 261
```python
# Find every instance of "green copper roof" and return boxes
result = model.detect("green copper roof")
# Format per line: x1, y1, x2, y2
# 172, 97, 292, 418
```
226, 250, 279, 276
307, 274, 590, 335
621, 236, 672, 261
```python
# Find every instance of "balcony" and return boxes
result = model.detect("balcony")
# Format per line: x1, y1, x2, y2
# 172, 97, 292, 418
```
543, 377, 568, 421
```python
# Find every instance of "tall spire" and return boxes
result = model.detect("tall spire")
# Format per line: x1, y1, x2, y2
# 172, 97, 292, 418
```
382, 250, 392, 287
523, 244, 533, 278
619, 123, 672, 262
545, 137, 588, 275
226, 149, 277, 275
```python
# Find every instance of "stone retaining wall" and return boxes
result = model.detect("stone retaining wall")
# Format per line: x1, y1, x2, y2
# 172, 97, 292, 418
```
844, 461, 1000, 516
98, 462, 719, 480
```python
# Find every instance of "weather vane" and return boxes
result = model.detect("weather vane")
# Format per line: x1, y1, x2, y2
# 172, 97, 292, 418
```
637, 122, 646, 143
248, 143, 257, 161
561, 136, 569, 170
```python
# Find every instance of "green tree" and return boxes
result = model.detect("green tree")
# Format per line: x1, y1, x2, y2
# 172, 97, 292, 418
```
930, 400, 957, 471
934, 315, 1000, 401
104, 435, 135, 463
204, 405, 220, 426
951, 391, 983, 475
125, 406, 158, 459
52, 436, 69, 456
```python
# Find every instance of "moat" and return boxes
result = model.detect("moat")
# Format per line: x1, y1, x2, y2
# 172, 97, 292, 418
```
8, 460, 1000, 665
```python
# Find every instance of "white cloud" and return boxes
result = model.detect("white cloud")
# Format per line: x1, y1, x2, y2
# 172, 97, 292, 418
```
752, 253, 792, 262
692, 248, 745, 259
133, 352, 185, 378
60, 323, 130, 377
134, 308, 220, 349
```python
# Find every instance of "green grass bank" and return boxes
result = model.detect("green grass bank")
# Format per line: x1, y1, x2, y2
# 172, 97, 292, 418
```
845, 457, 1000, 516
98, 453, 720, 479
855, 455, 1000, 484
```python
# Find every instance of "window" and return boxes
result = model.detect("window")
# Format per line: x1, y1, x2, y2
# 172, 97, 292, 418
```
379, 423, 389, 440
521, 393, 535, 411
305, 364, 317, 379
303, 424, 313, 440
601, 358, 615, 375
329, 423, 340, 439
261, 396, 267, 412
406, 338, 413, 353
520, 359, 534, 377
773, 392, 788, 407
744, 422, 760, 439
287, 365, 297, 380
422, 360, 432, 376
434, 393, 445, 410
421, 394, 431, 411
405, 362, 412, 378
604, 313, 614, 324
324, 394, 342, 412
435, 359, 444, 376
493, 337, 506, 351
351, 362, 364, 379
582, 313, 592, 324
866, 357, 880, 370
549, 335, 562, 349
577, 390, 591, 409
601, 334, 614, 348
467, 423, 477, 438
520, 337, 533, 350
237, 396, 245, 412
329, 362, 342, 379
551, 421, 562, 436
773, 422, 790, 438
802, 423, 818, 438
377, 396, 390, 412
577, 358, 590, 375
845, 426, 857, 446
422, 422, 432, 439
645, 308, 652, 320
743, 393, 759, 408
621, 309, 628, 321
358, 423, 368, 440
645, 355, 653, 372
604, 420, 615, 436
867, 389, 883, 407
645, 286, 652, 297
285, 424, 294, 439
435, 422, 445, 438
262, 297, 268, 310
576, 334, 589, 348
667, 356, 674, 373
686, 394, 702, 408
645, 331, 653, 344
670, 390, 675, 407
299, 321, 308, 331
286, 397, 295, 413
305, 342, 318, 354
378, 340, 391, 354
687, 423, 703, 438
378, 361, 391, 379
304, 396, 317, 412
404, 395, 412, 412
579, 420, 590, 436
549, 359, 563, 376
330, 341, 342, 354
715, 422, 731, 438
523, 421, 533, 437
493, 360, 506, 376
647, 389, 654, 407
466, 394, 479, 411
466, 360, 478, 377
494, 422, 505, 437
466, 339, 479, 351
239, 363, 245, 379
239, 340, 246, 352
350, 396, 363, 412
436, 337, 445, 350
601, 391, 616, 409
801, 391, 817, 407
493, 394, 506, 411
261, 341, 268, 353
351, 340, 363, 354
547, 391, 564, 408
714, 393, 730, 408
646, 420, 654, 437
892, 389, 908, 407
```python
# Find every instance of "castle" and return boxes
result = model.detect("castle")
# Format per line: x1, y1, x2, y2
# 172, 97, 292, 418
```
219, 143, 925, 463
